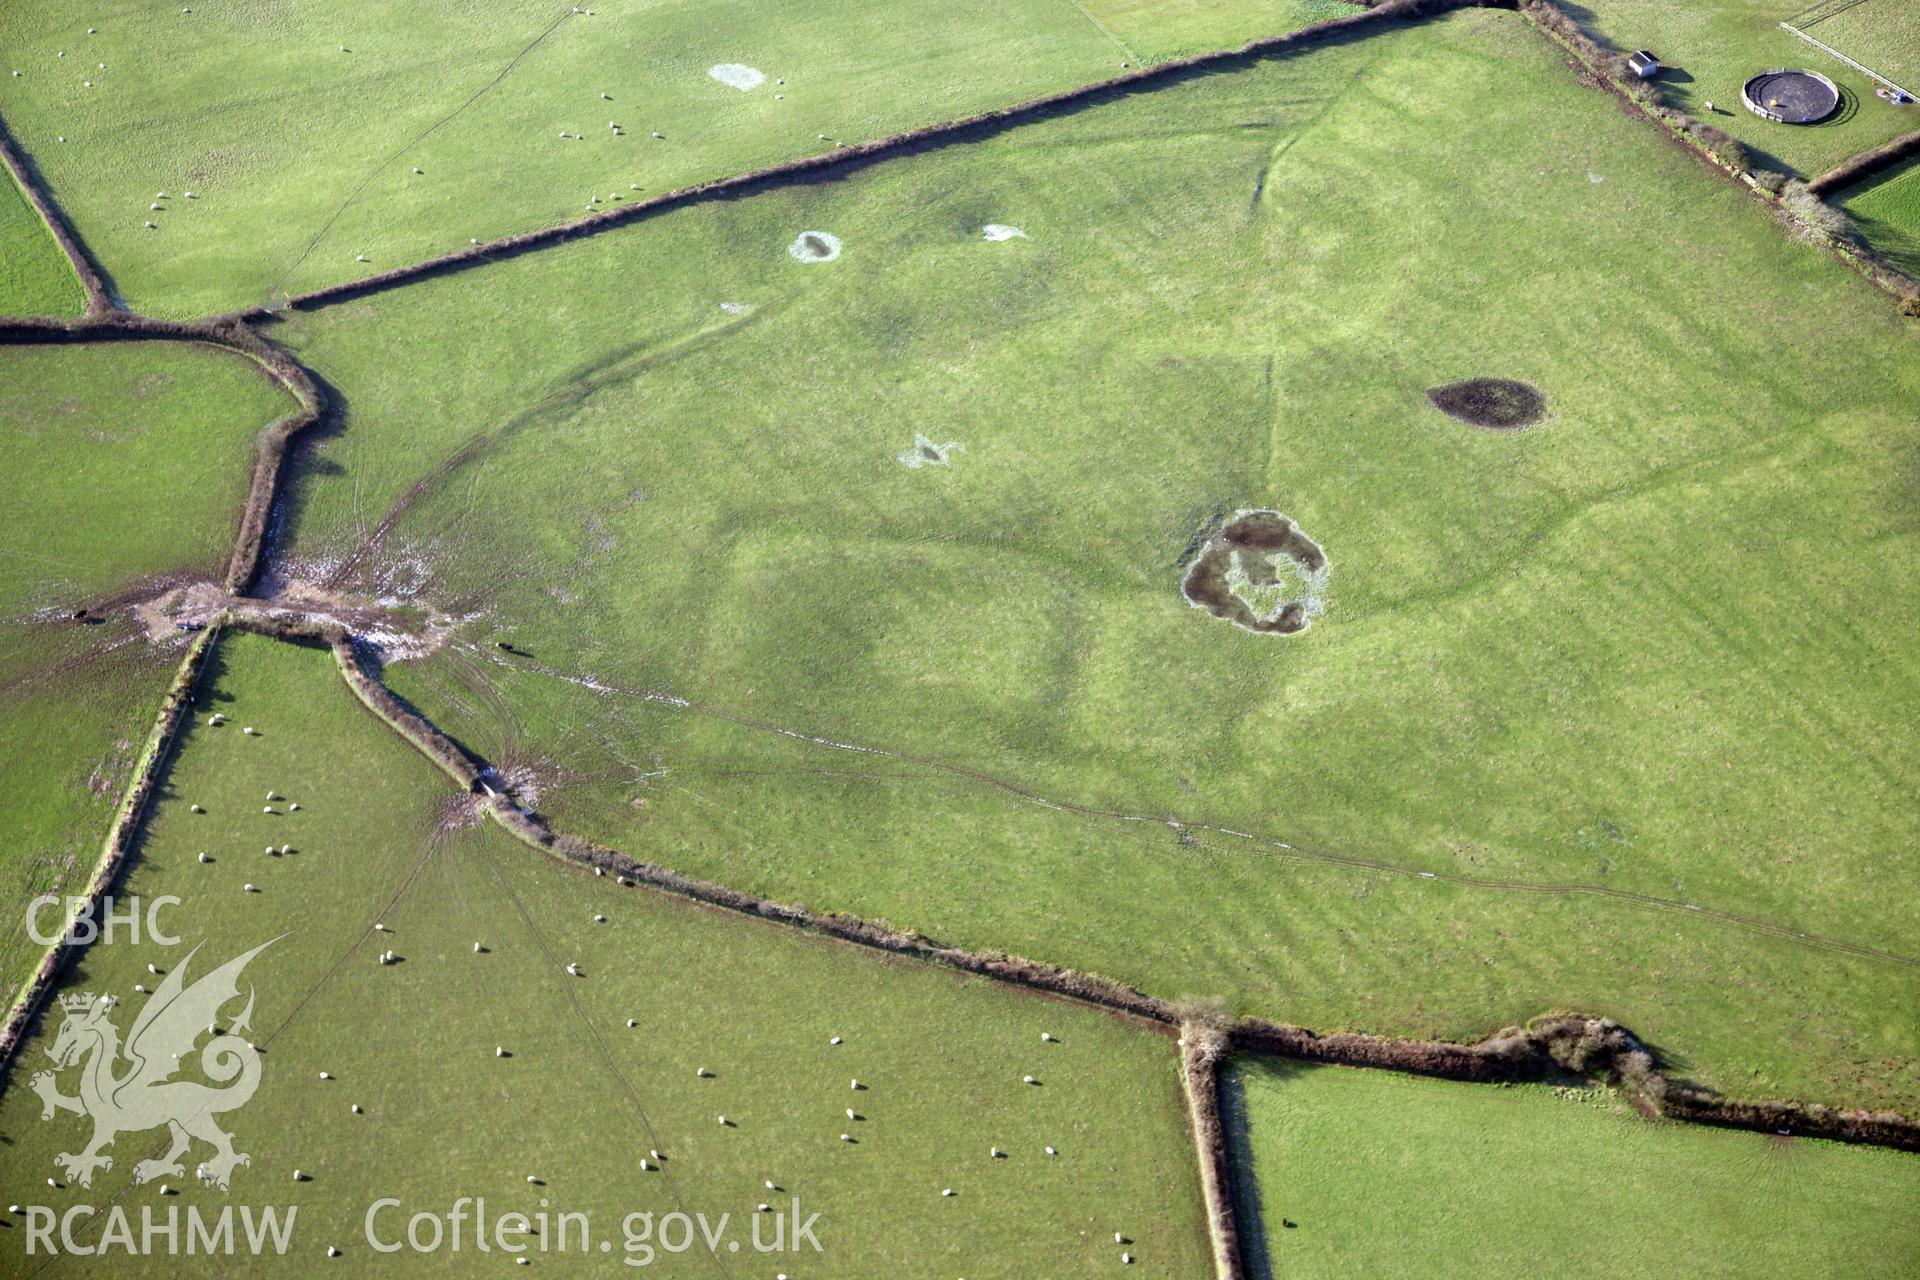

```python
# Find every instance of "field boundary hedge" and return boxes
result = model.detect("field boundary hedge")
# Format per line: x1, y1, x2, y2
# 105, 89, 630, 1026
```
269, 0, 1501, 315
1180, 1021, 1247, 1280
1807, 127, 1920, 196
0, 116, 109, 317
1520, 0, 1920, 316
0, 313, 326, 594
0, 625, 220, 1069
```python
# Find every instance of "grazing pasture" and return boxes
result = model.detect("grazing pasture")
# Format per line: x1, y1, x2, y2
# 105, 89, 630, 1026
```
1080, 0, 1356, 63
1222, 1056, 1920, 1278
0, 342, 292, 1002
0, 633, 1212, 1276
265, 9, 1920, 1109
0, 0, 1168, 318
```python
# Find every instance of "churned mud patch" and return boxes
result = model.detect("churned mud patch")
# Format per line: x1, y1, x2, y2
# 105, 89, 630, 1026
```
708, 64, 766, 91
897, 432, 961, 468
1427, 378, 1545, 429
788, 231, 841, 263
1182, 510, 1327, 635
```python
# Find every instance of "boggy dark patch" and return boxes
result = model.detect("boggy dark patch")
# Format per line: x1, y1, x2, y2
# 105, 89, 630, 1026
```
1427, 378, 1545, 429
1181, 509, 1326, 635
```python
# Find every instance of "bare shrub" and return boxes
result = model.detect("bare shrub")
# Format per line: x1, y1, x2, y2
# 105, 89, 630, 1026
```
1782, 179, 1860, 244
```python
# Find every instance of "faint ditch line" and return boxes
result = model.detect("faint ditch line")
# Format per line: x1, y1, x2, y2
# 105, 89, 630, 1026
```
267, 3, 581, 304
488, 653, 1920, 972
1062, 0, 1141, 65
322, 305, 766, 590
475, 838, 737, 1280
11, 824, 447, 1277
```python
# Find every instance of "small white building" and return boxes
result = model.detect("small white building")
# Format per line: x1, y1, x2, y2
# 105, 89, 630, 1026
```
1627, 50, 1660, 79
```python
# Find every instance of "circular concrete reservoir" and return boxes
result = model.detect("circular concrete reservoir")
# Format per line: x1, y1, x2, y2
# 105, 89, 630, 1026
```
1742, 69, 1840, 123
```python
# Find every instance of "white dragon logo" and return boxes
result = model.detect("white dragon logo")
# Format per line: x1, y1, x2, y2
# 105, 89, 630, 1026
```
31, 938, 277, 1190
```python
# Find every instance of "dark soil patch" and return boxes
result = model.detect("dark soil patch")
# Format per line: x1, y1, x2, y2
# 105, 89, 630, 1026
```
1181, 510, 1326, 635
1427, 377, 1545, 429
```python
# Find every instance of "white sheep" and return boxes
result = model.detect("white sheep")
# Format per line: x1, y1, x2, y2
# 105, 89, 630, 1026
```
318, 1071, 331, 1080
197, 852, 210, 863
243, 883, 257, 893
941, 1188, 954, 1197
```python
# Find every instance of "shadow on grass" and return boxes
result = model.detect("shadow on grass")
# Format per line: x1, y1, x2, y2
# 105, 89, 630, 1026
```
1220, 1055, 1319, 1280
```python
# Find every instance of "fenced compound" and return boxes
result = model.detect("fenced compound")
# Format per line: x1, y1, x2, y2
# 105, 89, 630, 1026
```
1782, 0, 1918, 103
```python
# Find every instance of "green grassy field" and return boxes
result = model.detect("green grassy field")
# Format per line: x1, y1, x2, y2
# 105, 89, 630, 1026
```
0, 169, 81, 315
0, 0, 1220, 318
0, 632, 1212, 1275
1569, 0, 1916, 175
0, 341, 293, 1004
255, 8, 1920, 1111
1082, 0, 1355, 63
1788, 0, 1920, 95
1223, 1057, 1920, 1277
1842, 153, 1920, 275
